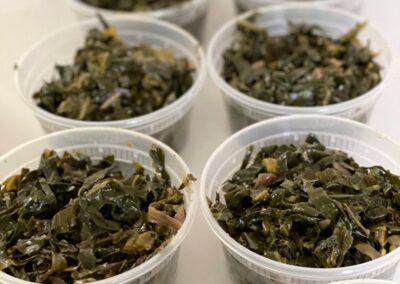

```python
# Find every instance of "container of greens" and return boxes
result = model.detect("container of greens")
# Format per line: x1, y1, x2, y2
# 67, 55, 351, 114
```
200, 115, 400, 284
65, 0, 209, 39
207, 4, 395, 131
0, 127, 197, 284
236, 0, 363, 13
15, 16, 206, 151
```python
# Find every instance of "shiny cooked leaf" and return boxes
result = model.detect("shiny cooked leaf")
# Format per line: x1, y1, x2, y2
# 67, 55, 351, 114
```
210, 134, 400, 268
79, 0, 189, 11
222, 18, 381, 106
34, 18, 194, 122
0, 147, 189, 283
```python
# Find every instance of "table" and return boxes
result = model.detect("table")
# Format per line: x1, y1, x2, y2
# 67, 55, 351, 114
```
0, 0, 399, 283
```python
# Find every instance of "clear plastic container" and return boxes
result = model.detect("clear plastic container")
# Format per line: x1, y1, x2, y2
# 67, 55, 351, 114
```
207, 4, 396, 132
0, 127, 197, 284
235, 0, 363, 13
15, 16, 206, 151
331, 280, 398, 284
200, 115, 400, 284
65, 0, 209, 39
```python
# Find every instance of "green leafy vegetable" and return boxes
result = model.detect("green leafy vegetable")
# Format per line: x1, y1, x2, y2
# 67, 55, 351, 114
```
222, 18, 381, 106
34, 19, 194, 122
210, 135, 400, 268
79, 0, 190, 11
0, 146, 189, 283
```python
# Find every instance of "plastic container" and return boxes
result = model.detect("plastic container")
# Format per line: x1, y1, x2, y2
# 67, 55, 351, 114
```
200, 115, 400, 284
15, 16, 206, 151
235, 0, 363, 13
0, 127, 197, 284
65, 0, 209, 39
207, 4, 396, 132
331, 280, 399, 284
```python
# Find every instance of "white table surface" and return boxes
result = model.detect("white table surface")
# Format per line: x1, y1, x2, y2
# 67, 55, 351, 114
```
1, 0, 400, 283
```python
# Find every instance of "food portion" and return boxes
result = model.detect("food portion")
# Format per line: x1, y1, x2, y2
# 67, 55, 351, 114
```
211, 135, 400, 268
222, 19, 381, 106
0, 146, 190, 283
79, 0, 190, 11
34, 19, 194, 121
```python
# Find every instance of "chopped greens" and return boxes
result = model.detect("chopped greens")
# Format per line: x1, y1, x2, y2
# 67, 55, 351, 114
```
210, 135, 400, 268
222, 19, 381, 106
0, 147, 190, 283
79, 0, 190, 11
34, 20, 194, 121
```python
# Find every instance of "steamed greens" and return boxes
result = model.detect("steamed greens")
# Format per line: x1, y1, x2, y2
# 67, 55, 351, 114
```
80, 0, 189, 11
222, 18, 381, 106
34, 21, 194, 122
211, 135, 400, 268
0, 147, 190, 283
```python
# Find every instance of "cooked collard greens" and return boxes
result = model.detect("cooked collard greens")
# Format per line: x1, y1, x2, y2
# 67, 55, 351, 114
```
79, 0, 190, 11
211, 135, 400, 268
222, 19, 381, 106
34, 20, 194, 121
0, 146, 189, 283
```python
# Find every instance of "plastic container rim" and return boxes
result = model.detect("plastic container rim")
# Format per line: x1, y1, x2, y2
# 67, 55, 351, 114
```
238, 0, 361, 6
67, 0, 208, 22
331, 280, 398, 284
200, 114, 400, 279
207, 3, 397, 115
0, 127, 198, 284
14, 15, 206, 131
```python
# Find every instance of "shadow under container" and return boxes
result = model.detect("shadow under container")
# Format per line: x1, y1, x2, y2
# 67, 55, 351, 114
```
65, 0, 209, 41
15, 16, 206, 152
207, 4, 396, 132
235, 0, 363, 13
0, 127, 197, 284
200, 115, 400, 284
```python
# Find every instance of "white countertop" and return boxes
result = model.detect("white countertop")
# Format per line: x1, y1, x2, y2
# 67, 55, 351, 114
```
1, 0, 400, 283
